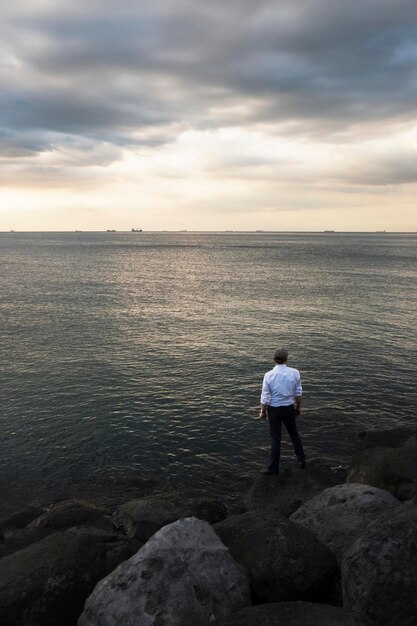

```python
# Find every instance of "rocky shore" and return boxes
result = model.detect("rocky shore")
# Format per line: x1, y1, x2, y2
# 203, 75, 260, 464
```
1, 429, 417, 625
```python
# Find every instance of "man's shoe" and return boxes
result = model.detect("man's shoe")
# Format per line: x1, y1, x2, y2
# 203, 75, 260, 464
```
260, 469, 279, 475
298, 460, 306, 470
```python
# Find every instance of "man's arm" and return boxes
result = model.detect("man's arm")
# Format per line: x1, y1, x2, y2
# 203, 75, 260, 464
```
259, 403, 268, 419
294, 370, 302, 416
259, 374, 270, 419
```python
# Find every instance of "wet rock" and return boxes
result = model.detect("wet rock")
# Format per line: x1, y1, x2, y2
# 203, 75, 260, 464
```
348, 445, 417, 500
28, 499, 113, 532
78, 517, 250, 626
0, 525, 50, 559
342, 502, 417, 626
219, 601, 356, 626
356, 427, 417, 449
42, 472, 167, 512
214, 509, 337, 604
113, 492, 227, 542
0, 505, 44, 533
290, 483, 399, 563
0, 527, 137, 626
245, 458, 346, 517
0, 499, 114, 558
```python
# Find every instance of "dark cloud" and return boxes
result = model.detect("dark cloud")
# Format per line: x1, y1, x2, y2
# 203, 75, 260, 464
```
1, 0, 417, 180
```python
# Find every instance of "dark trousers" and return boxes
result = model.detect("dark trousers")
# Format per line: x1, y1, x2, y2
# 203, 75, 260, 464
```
267, 404, 305, 472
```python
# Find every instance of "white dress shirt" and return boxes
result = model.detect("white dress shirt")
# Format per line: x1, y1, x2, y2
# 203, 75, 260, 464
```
260, 364, 302, 407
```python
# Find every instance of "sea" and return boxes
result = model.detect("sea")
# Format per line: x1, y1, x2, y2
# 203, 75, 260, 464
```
1, 231, 416, 517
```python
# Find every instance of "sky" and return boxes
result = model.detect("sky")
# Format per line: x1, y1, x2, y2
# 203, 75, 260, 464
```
1, 0, 417, 231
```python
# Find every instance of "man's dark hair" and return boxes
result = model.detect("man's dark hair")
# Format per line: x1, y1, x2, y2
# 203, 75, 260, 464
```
274, 348, 288, 364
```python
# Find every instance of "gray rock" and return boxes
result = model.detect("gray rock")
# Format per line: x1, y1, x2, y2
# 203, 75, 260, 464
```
0, 525, 50, 559
28, 499, 113, 532
404, 434, 417, 447
246, 458, 346, 517
78, 517, 250, 626
356, 428, 417, 449
348, 445, 417, 500
113, 492, 227, 542
0, 527, 137, 626
214, 509, 337, 604
219, 601, 356, 626
290, 483, 399, 562
0, 505, 44, 533
0, 499, 114, 558
342, 502, 417, 625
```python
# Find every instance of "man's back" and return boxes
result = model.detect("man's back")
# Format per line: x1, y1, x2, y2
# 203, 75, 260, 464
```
261, 363, 302, 407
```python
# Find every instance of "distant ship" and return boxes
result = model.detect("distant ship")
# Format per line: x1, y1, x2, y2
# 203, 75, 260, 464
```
106, 229, 116, 232
324, 230, 335, 233
131, 228, 142, 232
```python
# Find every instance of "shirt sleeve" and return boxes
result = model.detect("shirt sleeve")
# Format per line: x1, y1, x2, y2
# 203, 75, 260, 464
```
294, 370, 302, 397
260, 373, 271, 404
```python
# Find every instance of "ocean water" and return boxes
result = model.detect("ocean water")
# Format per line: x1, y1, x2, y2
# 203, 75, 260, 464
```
1, 231, 416, 516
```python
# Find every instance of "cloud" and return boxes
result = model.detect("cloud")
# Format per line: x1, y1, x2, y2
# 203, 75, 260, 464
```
1, 0, 417, 199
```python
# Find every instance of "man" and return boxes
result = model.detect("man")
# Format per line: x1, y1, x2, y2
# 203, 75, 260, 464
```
259, 348, 306, 475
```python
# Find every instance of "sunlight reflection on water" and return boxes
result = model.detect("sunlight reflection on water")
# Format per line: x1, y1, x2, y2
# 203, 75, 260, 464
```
0, 231, 416, 515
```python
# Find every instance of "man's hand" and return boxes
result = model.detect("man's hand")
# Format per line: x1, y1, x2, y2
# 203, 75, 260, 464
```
295, 407, 302, 417
259, 405, 267, 419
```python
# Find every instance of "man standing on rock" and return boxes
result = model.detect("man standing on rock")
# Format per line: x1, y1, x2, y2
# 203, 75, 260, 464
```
259, 348, 306, 475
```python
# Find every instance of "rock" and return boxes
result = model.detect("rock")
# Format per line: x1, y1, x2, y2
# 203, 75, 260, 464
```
347, 445, 417, 500
245, 458, 346, 517
356, 428, 417, 449
113, 492, 227, 542
214, 510, 337, 604
290, 483, 399, 563
0, 505, 44, 533
41, 471, 167, 512
219, 601, 356, 625
404, 434, 417, 447
78, 517, 250, 626
0, 527, 137, 626
28, 499, 113, 532
342, 502, 417, 625
0, 499, 114, 558
0, 525, 50, 559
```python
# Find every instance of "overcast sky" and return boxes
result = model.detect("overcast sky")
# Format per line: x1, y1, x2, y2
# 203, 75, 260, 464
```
1, 0, 417, 231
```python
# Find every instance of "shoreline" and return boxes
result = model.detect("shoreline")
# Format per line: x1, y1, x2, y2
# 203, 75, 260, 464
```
1, 425, 416, 521
1, 426, 417, 625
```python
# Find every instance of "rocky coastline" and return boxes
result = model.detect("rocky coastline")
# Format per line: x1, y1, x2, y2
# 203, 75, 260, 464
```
1, 428, 417, 625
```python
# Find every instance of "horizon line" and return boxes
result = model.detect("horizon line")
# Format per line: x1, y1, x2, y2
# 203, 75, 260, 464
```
1, 230, 416, 234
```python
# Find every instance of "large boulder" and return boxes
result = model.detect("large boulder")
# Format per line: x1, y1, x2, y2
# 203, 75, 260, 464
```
348, 445, 417, 500
342, 502, 417, 625
219, 601, 356, 626
214, 509, 337, 604
113, 493, 227, 542
290, 483, 399, 562
0, 505, 44, 532
356, 428, 417, 449
245, 459, 346, 517
27, 499, 113, 532
0, 527, 137, 626
0, 499, 114, 558
78, 517, 250, 626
